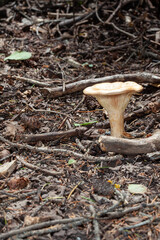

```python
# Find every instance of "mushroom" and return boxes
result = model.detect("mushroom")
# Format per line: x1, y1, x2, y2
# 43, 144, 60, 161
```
83, 81, 143, 138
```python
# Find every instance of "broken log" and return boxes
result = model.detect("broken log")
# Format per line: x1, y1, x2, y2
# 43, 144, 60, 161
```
40, 72, 160, 98
99, 130, 160, 155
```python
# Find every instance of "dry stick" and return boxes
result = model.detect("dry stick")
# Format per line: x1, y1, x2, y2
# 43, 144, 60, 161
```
105, 0, 123, 24
95, 0, 136, 39
105, 0, 137, 23
107, 22, 136, 38
2, 201, 160, 239
97, 202, 160, 219
12, 76, 51, 87
0, 217, 86, 240
40, 72, 160, 98
48, 12, 82, 18
18, 219, 90, 239
0, 136, 123, 162
0, 190, 48, 208
16, 156, 62, 176
90, 205, 101, 240
118, 216, 154, 233
58, 2, 105, 27
24, 126, 88, 143
99, 130, 160, 155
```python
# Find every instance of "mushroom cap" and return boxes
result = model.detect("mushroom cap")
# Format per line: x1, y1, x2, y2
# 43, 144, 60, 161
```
83, 81, 143, 96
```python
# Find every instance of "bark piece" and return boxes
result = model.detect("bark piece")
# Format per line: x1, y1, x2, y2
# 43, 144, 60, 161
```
99, 130, 160, 155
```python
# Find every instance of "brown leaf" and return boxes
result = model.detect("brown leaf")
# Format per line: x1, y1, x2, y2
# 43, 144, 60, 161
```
7, 177, 29, 190
24, 215, 40, 226
21, 114, 41, 130
0, 149, 10, 159
4, 121, 25, 138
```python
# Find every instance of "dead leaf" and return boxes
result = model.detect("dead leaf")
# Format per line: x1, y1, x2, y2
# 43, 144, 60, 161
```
4, 121, 25, 138
0, 149, 10, 159
7, 177, 29, 190
24, 215, 40, 226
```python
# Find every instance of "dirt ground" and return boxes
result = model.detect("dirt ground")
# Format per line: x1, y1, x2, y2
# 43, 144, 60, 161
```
0, 0, 160, 239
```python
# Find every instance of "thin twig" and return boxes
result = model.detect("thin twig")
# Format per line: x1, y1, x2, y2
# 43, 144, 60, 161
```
108, 22, 136, 38
118, 216, 154, 233
90, 205, 101, 240
16, 156, 62, 176
12, 76, 51, 87
0, 217, 87, 239
0, 136, 123, 162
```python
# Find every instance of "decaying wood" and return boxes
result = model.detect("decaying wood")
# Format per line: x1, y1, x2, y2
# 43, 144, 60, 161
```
99, 130, 160, 155
40, 72, 160, 98
24, 127, 88, 143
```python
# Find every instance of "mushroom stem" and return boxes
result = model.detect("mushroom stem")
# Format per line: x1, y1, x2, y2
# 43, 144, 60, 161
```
96, 93, 132, 138
107, 110, 124, 138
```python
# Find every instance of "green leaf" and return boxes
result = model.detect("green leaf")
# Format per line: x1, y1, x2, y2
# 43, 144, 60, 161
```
68, 158, 77, 165
74, 121, 97, 127
82, 62, 94, 68
128, 184, 147, 194
4, 51, 32, 61
81, 196, 95, 202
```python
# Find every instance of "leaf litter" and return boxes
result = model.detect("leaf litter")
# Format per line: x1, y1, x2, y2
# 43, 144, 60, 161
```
0, 0, 160, 239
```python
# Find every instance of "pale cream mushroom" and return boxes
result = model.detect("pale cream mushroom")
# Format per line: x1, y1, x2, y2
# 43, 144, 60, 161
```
83, 81, 143, 138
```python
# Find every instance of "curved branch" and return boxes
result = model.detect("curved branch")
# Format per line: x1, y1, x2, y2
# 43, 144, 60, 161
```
40, 72, 160, 98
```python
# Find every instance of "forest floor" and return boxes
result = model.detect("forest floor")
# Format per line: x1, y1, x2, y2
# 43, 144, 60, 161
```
0, 0, 160, 239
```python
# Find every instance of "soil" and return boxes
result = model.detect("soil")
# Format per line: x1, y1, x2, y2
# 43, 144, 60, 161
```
0, 0, 160, 239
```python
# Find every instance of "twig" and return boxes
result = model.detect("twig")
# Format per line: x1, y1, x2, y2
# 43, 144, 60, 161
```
118, 216, 154, 233
146, 151, 160, 161
23, 127, 88, 143
58, 3, 105, 28
48, 12, 82, 18
0, 217, 87, 239
40, 72, 160, 98
29, 105, 73, 119
105, 0, 138, 23
95, 0, 136, 39
99, 130, 160, 154
97, 202, 160, 219
18, 219, 90, 239
1, 200, 160, 239
107, 22, 136, 38
0, 153, 14, 163
16, 155, 62, 176
0, 190, 48, 207
67, 181, 82, 200
12, 76, 51, 87
90, 205, 101, 240
0, 136, 123, 162
105, 0, 123, 24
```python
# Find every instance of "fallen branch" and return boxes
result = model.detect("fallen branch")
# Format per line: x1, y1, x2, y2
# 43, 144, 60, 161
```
24, 127, 88, 143
1, 200, 160, 239
40, 72, 160, 98
0, 136, 123, 162
0, 217, 87, 240
99, 130, 160, 154
16, 156, 62, 176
